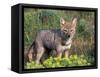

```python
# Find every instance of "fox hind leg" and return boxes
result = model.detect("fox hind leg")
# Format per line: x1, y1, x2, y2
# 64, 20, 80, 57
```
35, 47, 45, 64
26, 47, 34, 62
28, 50, 33, 62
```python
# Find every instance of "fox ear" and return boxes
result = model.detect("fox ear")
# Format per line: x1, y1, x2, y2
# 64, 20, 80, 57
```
72, 17, 77, 28
60, 18, 65, 25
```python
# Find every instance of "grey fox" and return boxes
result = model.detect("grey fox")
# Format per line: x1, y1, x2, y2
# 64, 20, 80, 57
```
25, 17, 77, 64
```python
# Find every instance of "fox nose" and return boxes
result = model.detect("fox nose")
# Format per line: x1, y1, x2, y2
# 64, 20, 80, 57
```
67, 35, 70, 38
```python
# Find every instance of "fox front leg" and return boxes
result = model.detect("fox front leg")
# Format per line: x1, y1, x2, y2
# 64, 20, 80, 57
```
56, 44, 71, 58
56, 52, 62, 58
64, 50, 69, 58
56, 46, 63, 58
63, 44, 71, 58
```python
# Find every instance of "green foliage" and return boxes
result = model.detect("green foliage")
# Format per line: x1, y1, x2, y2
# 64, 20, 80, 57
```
76, 19, 92, 39
24, 61, 44, 69
25, 54, 94, 69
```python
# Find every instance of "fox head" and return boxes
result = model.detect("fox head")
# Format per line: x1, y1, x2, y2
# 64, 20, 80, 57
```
60, 17, 77, 39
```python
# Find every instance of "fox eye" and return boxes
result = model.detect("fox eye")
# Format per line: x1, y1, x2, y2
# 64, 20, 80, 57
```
64, 29, 68, 32
70, 30, 73, 32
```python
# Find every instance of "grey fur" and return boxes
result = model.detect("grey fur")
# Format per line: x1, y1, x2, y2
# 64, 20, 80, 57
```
26, 17, 77, 64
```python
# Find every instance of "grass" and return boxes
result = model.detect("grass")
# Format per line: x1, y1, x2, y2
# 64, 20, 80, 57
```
24, 54, 94, 69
